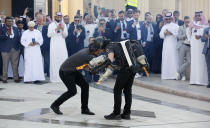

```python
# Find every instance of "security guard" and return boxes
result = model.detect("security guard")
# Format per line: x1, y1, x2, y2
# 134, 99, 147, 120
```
125, 0, 138, 11
50, 37, 108, 115
101, 40, 148, 120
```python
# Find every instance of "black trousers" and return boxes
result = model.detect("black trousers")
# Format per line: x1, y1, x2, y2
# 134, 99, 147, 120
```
113, 68, 136, 115
52, 70, 89, 109
41, 49, 50, 77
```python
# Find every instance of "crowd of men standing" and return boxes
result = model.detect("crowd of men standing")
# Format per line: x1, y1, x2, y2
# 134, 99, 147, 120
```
0, 5, 210, 88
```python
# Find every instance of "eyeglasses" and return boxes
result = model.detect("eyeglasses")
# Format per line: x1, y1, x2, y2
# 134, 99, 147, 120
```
74, 20, 80, 22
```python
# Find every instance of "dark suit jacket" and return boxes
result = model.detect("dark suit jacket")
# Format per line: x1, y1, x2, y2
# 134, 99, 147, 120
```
106, 19, 117, 41
41, 25, 50, 52
68, 22, 86, 56
140, 21, 156, 43
201, 27, 210, 55
127, 20, 141, 41
0, 25, 20, 52
112, 19, 129, 42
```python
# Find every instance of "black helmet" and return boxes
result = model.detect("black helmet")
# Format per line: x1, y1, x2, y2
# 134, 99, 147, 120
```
89, 36, 110, 52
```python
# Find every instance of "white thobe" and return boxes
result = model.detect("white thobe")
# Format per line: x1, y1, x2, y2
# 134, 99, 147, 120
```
160, 22, 179, 80
190, 22, 208, 85
84, 24, 97, 47
21, 29, 45, 82
48, 21, 68, 82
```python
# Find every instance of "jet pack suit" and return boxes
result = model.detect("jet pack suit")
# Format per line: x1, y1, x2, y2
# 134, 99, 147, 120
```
91, 39, 148, 120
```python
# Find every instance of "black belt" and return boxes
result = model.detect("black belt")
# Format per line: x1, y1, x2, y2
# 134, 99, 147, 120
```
184, 44, 190, 47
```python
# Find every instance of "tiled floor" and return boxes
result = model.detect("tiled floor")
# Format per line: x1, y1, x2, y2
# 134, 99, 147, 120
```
0, 80, 210, 128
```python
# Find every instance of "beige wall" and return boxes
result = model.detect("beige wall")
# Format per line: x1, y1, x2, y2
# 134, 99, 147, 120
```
52, 0, 83, 22
0, 0, 12, 16
179, 0, 210, 19
149, 0, 210, 20
68, 0, 83, 21
149, 0, 176, 18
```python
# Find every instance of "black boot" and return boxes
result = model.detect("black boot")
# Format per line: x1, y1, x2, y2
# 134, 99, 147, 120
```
81, 108, 95, 115
50, 104, 63, 115
104, 113, 121, 120
207, 84, 210, 88
121, 113, 131, 120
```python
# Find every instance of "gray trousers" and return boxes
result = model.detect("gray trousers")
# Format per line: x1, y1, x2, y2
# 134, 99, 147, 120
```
1, 48, 20, 81
177, 44, 191, 76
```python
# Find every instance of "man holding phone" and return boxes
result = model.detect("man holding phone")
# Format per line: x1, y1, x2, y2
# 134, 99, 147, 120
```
68, 16, 86, 56
0, 16, 21, 83
93, 18, 111, 39
113, 11, 129, 42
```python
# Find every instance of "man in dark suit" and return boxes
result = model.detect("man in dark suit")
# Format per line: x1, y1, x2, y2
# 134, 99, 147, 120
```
140, 12, 156, 71
68, 16, 86, 56
93, 18, 111, 40
173, 10, 184, 26
0, 17, 21, 83
113, 11, 129, 42
106, 10, 117, 41
127, 10, 145, 78
201, 18, 210, 88
127, 10, 141, 42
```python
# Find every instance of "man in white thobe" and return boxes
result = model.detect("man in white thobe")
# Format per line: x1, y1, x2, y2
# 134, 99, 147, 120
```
159, 12, 179, 80
189, 11, 208, 86
84, 17, 97, 48
21, 21, 45, 83
48, 12, 68, 82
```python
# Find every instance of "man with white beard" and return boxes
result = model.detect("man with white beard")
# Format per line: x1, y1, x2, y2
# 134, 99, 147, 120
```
21, 21, 45, 83
159, 12, 179, 80
48, 12, 68, 82
189, 11, 208, 86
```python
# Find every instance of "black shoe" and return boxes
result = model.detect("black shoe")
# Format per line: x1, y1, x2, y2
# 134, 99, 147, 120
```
14, 79, 21, 83
207, 85, 210, 88
121, 113, 131, 120
34, 81, 41, 84
104, 113, 121, 120
2, 80, 8, 83
50, 105, 63, 115
81, 108, 95, 115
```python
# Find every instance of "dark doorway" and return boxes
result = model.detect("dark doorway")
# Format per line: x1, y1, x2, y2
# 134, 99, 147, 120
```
12, 0, 34, 19
48, 0, 52, 18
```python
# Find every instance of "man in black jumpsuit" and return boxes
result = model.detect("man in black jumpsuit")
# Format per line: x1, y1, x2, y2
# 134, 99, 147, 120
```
103, 40, 148, 120
50, 37, 108, 115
